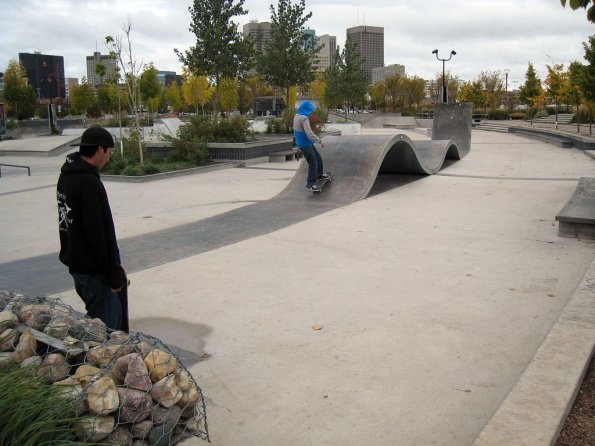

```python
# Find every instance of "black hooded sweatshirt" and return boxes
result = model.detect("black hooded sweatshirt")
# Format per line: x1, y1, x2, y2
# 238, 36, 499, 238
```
57, 152, 122, 290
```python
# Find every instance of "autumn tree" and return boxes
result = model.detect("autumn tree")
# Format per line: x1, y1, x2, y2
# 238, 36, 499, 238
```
3, 60, 36, 119
163, 82, 182, 113
182, 71, 214, 114
219, 77, 239, 113
368, 81, 387, 111
403, 75, 426, 112
518, 62, 544, 119
458, 80, 486, 110
384, 74, 404, 112
139, 63, 162, 115
176, 0, 254, 116
70, 81, 97, 115
257, 0, 319, 110
309, 72, 327, 108
479, 70, 505, 114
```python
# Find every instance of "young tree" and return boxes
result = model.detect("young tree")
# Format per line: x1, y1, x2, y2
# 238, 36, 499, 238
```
176, 0, 254, 116
405, 75, 427, 112
182, 72, 214, 114
309, 72, 327, 108
384, 74, 404, 112
518, 63, 543, 106
567, 61, 585, 130
219, 77, 239, 114
257, 0, 319, 109
341, 35, 368, 112
3, 60, 36, 120
544, 63, 568, 127
368, 81, 387, 112
479, 70, 505, 114
163, 82, 182, 113
105, 18, 144, 165
324, 47, 345, 110
458, 80, 486, 110
139, 63, 162, 115
70, 81, 97, 115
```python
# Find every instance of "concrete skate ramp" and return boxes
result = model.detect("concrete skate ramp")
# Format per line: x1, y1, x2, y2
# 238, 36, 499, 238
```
0, 104, 471, 296
277, 102, 472, 205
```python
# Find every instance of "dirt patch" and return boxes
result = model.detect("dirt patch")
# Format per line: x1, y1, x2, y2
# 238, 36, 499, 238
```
556, 353, 595, 445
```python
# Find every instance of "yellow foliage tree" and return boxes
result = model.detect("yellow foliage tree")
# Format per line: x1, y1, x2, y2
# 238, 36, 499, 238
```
182, 71, 214, 114
219, 77, 239, 115
309, 74, 327, 108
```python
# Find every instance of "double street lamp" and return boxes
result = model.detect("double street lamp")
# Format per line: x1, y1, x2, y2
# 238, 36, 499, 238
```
432, 49, 456, 103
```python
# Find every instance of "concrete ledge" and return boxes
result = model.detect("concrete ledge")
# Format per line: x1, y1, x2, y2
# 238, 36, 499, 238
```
473, 258, 595, 446
102, 161, 239, 183
556, 177, 595, 240
509, 127, 595, 150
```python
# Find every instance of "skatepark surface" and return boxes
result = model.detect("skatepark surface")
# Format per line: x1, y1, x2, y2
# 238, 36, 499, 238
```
1, 125, 594, 445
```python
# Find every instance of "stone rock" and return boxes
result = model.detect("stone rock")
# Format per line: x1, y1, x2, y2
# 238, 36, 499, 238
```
20, 355, 42, 368
100, 426, 132, 446
152, 404, 183, 427
54, 377, 87, 414
74, 364, 101, 385
69, 318, 108, 343
44, 316, 75, 340
132, 440, 149, 446
148, 422, 175, 446
184, 414, 206, 434
0, 352, 14, 366
175, 369, 193, 392
150, 374, 182, 408
37, 353, 70, 382
16, 304, 53, 330
118, 387, 153, 423
125, 354, 152, 391
87, 344, 124, 366
144, 349, 178, 383
0, 328, 19, 351
13, 330, 37, 364
133, 341, 154, 359
131, 419, 153, 439
87, 376, 119, 415
0, 310, 18, 333
178, 386, 201, 408
74, 415, 115, 442
110, 331, 130, 343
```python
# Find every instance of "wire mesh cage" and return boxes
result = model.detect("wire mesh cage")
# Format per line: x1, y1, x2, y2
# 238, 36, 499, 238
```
0, 290, 210, 445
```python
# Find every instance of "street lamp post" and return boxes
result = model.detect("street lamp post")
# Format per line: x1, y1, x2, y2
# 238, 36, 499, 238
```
432, 49, 456, 103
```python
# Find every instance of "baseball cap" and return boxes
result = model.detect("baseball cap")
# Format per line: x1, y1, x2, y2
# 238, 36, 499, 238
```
70, 126, 115, 148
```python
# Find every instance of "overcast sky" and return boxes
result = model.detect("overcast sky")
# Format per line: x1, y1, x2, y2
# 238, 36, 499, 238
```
1, 0, 593, 87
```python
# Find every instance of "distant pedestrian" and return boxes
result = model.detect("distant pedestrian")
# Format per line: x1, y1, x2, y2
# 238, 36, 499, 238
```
293, 100, 329, 191
57, 126, 127, 331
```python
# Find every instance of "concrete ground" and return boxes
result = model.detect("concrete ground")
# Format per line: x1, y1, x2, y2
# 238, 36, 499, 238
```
1, 128, 594, 445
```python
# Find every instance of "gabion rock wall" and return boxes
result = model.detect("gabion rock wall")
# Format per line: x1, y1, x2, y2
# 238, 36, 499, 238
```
0, 290, 209, 445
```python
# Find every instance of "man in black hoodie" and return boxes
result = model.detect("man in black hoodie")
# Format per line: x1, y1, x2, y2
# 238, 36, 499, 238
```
57, 126, 125, 330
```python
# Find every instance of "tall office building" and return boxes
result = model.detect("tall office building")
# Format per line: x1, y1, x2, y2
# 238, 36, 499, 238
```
346, 25, 384, 83
86, 52, 118, 86
315, 34, 336, 71
372, 64, 405, 84
19, 52, 66, 99
243, 21, 272, 56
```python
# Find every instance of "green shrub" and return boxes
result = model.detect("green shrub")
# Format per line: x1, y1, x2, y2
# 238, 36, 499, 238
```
533, 109, 549, 119
142, 163, 160, 175
509, 112, 525, 120
0, 362, 96, 445
121, 165, 141, 176
488, 109, 509, 120
572, 106, 593, 124
6, 119, 17, 130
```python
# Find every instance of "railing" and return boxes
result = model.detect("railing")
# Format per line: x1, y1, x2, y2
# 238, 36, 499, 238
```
0, 163, 31, 178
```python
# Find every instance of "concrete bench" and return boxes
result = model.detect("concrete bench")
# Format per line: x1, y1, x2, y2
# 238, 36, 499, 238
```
555, 177, 595, 240
269, 149, 297, 162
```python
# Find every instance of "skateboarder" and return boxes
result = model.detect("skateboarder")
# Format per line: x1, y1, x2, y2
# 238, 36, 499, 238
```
293, 100, 329, 192
57, 126, 127, 331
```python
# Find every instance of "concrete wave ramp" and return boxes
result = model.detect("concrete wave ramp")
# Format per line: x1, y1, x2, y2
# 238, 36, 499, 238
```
280, 102, 472, 204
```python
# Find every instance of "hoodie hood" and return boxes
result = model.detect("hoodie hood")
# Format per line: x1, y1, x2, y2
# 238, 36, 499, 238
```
297, 100, 316, 116
60, 152, 100, 177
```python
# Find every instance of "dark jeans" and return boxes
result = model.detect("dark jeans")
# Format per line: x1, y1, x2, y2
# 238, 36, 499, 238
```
299, 145, 324, 187
72, 273, 122, 331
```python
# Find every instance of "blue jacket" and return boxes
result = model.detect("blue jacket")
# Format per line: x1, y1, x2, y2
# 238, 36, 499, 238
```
293, 101, 322, 148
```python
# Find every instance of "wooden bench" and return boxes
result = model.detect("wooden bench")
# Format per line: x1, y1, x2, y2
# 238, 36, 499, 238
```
555, 177, 595, 240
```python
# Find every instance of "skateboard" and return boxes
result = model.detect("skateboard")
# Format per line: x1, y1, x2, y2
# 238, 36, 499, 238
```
312, 172, 332, 193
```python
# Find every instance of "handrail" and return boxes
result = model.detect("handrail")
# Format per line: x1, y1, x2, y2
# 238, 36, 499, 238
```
0, 163, 31, 178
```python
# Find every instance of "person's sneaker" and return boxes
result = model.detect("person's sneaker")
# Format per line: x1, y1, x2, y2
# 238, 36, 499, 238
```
306, 184, 321, 192
318, 173, 331, 180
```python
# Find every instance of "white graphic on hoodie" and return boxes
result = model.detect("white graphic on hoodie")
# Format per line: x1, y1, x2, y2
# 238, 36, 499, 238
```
57, 191, 72, 231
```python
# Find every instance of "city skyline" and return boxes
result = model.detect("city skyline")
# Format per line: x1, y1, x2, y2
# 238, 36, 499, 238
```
1, 0, 593, 87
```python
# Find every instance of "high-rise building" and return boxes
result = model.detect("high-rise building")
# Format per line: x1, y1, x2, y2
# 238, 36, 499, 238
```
19, 52, 66, 99
315, 34, 336, 71
65, 77, 79, 98
86, 52, 118, 86
346, 25, 384, 84
243, 21, 272, 56
372, 64, 405, 84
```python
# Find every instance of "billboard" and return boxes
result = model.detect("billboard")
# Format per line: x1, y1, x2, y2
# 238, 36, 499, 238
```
19, 53, 66, 99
